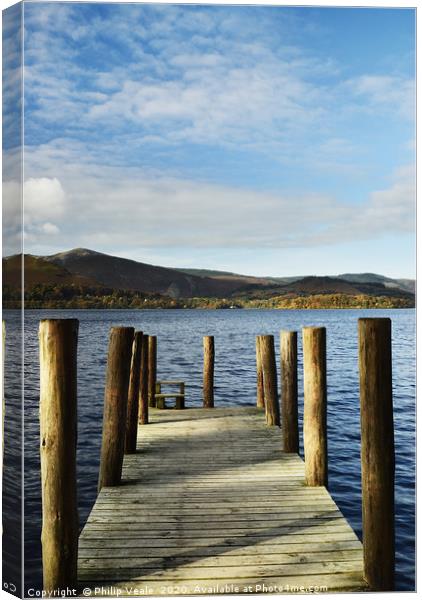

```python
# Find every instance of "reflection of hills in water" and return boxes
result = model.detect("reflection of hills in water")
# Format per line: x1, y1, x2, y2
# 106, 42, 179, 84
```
2, 248, 415, 302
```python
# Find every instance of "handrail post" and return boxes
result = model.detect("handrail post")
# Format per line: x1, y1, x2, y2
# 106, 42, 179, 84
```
302, 326, 327, 486
281, 330, 299, 453
125, 331, 143, 454
98, 326, 134, 492
359, 318, 395, 591
260, 335, 280, 426
203, 336, 215, 408
39, 318, 79, 590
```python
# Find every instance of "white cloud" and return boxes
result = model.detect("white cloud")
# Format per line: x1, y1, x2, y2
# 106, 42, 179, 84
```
18, 177, 65, 249
24, 177, 66, 223
21, 3, 415, 174
41, 222, 60, 235
304, 165, 416, 246
343, 74, 415, 120
16, 3, 415, 269
2, 146, 23, 256
362, 164, 415, 231
3, 174, 66, 254
87, 50, 324, 151
2, 179, 22, 234
21, 143, 415, 254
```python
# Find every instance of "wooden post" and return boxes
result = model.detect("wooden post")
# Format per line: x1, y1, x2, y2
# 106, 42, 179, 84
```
124, 331, 143, 454
260, 335, 280, 426
203, 336, 215, 408
39, 319, 79, 589
280, 330, 299, 453
148, 335, 157, 407
139, 334, 149, 424
176, 382, 185, 409
302, 327, 327, 487
256, 335, 265, 409
359, 318, 395, 591
155, 381, 164, 409
98, 326, 134, 492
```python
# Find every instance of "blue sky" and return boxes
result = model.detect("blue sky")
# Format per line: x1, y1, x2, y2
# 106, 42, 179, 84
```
3, 2, 416, 277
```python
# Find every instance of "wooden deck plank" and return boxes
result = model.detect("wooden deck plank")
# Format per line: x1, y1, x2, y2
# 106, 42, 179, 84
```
86, 508, 345, 521
79, 549, 363, 566
78, 407, 367, 594
78, 540, 363, 558
79, 560, 365, 579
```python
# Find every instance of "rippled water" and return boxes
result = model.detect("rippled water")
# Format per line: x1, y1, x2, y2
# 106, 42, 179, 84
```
2, 308, 415, 592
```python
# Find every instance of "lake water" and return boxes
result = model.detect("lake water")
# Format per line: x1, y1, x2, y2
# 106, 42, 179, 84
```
2, 308, 416, 592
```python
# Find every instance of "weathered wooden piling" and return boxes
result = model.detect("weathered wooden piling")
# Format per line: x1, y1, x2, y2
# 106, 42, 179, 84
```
260, 335, 280, 426
280, 330, 299, 453
39, 319, 79, 589
203, 336, 215, 408
256, 335, 265, 409
139, 334, 149, 424
302, 326, 327, 486
148, 336, 157, 407
98, 326, 134, 492
359, 318, 395, 591
124, 331, 143, 454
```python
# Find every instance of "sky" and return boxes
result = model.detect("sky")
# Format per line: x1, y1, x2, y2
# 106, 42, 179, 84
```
2, 1, 416, 277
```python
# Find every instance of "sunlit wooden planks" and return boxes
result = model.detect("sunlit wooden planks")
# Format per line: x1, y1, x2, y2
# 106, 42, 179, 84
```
78, 407, 367, 595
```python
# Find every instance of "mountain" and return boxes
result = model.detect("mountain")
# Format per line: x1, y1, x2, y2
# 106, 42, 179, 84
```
177, 267, 414, 293
3, 248, 415, 304
395, 279, 415, 293
338, 273, 414, 294
3, 254, 97, 289
285, 276, 369, 295
43, 248, 246, 298
232, 275, 414, 303
174, 267, 281, 286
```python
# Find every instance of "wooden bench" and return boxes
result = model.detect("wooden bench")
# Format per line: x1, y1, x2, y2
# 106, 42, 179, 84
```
155, 380, 185, 409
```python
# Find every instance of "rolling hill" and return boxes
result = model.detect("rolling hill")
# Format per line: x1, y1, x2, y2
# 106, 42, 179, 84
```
43, 248, 249, 298
2, 248, 415, 307
338, 273, 415, 294
178, 268, 414, 294
3, 254, 97, 289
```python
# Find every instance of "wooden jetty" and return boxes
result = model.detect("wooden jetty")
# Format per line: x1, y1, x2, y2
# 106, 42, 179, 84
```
78, 407, 366, 595
39, 319, 395, 594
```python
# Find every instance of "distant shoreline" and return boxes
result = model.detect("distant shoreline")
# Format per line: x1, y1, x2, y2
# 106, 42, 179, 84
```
3, 300, 414, 311
3, 289, 414, 311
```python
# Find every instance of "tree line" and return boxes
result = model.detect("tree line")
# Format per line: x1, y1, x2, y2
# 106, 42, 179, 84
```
2, 283, 414, 310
